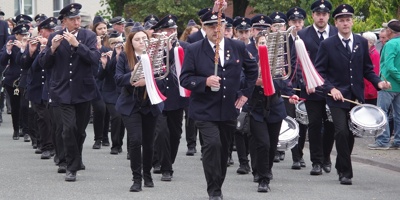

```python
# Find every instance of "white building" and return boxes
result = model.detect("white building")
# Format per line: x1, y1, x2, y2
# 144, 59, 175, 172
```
0, 0, 104, 21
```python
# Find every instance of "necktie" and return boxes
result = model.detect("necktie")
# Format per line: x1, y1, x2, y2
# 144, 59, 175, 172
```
137, 56, 141, 61
318, 31, 325, 41
342, 39, 351, 54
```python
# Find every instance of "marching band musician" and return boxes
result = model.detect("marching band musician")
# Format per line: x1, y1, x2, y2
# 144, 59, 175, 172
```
186, 8, 210, 44
151, 14, 190, 182
109, 16, 126, 40
247, 31, 299, 192
1, 23, 31, 141
292, 0, 337, 175
180, 8, 258, 199
91, 15, 111, 149
114, 23, 164, 192
285, 6, 308, 170
247, 14, 270, 59
97, 30, 125, 155
313, 4, 391, 185
0, 11, 9, 124
20, 16, 58, 160
39, 3, 101, 182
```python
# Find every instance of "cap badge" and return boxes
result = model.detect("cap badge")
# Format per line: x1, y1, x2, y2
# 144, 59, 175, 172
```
211, 15, 217, 20
70, 8, 76, 13
150, 17, 155, 21
259, 19, 265, 24
168, 19, 174, 23
275, 15, 280, 19
320, 4, 326, 8
342, 8, 348, 13
294, 11, 299, 15
21, 27, 26, 31
241, 21, 247, 26
50, 22, 55, 26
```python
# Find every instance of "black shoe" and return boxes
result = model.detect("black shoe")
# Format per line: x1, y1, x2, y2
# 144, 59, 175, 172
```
58, 165, 67, 173
161, 172, 172, 181
12, 131, 19, 140
50, 149, 55, 157
7, 110, 11, 114
300, 158, 306, 168
118, 147, 123, 153
110, 148, 119, 155
23, 134, 30, 142
273, 154, 280, 163
35, 148, 42, 154
291, 162, 301, 170
322, 164, 332, 173
186, 147, 196, 156
32, 142, 37, 149
127, 152, 130, 160
209, 196, 223, 200
129, 182, 142, 192
279, 151, 285, 161
253, 174, 260, 182
257, 180, 270, 192
80, 162, 86, 170
0, 114, 3, 123
340, 177, 352, 185
153, 165, 161, 174
19, 130, 24, 137
65, 170, 76, 182
144, 179, 154, 187
236, 164, 250, 174
92, 140, 101, 149
310, 164, 322, 175
41, 150, 51, 159
102, 140, 110, 146
267, 171, 273, 180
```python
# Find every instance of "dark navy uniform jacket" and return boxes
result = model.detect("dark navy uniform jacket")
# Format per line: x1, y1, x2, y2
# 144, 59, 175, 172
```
0, 20, 9, 72
186, 30, 204, 44
180, 38, 258, 122
114, 52, 164, 117
246, 37, 258, 60
98, 47, 119, 104
0, 35, 22, 88
20, 46, 46, 104
162, 40, 189, 111
291, 24, 338, 100
315, 34, 381, 109
39, 28, 100, 104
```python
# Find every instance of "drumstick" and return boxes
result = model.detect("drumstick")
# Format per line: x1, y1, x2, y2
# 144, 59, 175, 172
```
327, 93, 361, 105
281, 95, 306, 101
380, 73, 392, 89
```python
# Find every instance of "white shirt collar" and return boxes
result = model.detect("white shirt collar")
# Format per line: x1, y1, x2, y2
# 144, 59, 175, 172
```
208, 38, 225, 66
201, 28, 206, 38
338, 32, 354, 51
313, 24, 330, 38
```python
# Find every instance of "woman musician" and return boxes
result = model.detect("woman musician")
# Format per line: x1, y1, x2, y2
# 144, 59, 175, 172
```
114, 24, 165, 192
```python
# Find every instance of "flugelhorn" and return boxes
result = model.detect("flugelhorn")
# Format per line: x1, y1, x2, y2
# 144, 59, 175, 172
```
260, 26, 295, 80
129, 32, 177, 83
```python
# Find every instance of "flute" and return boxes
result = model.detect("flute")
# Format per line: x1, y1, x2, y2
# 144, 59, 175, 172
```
54, 28, 79, 42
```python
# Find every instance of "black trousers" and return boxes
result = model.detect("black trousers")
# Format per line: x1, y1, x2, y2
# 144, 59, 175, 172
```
50, 104, 66, 166
234, 130, 249, 165
122, 111, 158, 182
32, 102, 53, 151
54, 102, 91, 172
4, 85, 21, 132
330, 106, 355, 179
249, 117, 282, 183
154, 109, 184, 173
106, 104, 125, 150
28, 105, 38, 144
184, 107, 202, 149
195, 120, 235, 197
19, 89, 31, 137
305, 100, 335, 166
284, 99, 307, 162
92, 99, 110, 142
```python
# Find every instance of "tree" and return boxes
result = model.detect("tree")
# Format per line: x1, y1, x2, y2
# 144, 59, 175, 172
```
232, 0, 249, 18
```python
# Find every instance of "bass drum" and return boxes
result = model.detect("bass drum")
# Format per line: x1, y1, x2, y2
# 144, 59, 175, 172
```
348, 104, 387, 137
277, 116, 299, 151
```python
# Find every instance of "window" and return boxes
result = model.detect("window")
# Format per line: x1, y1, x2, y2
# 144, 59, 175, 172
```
53, 0, 72, 17
14, 0, 34, 16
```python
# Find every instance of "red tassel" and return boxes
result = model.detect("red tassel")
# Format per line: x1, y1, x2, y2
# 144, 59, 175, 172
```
258, 45, 275, 96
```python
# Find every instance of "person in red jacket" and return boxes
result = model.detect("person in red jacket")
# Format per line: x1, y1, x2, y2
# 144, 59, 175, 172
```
362, 31, 380, 105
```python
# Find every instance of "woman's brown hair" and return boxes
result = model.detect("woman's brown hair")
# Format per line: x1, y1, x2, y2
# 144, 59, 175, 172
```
125, 30, 150, 71
92, 22, 110, 49
179, 25, 201, 41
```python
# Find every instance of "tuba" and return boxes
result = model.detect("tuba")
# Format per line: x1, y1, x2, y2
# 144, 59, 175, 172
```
260, 25, 295, 80
129, 31, 177, 83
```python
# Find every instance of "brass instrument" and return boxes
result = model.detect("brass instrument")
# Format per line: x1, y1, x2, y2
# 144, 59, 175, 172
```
261, 25, 295, 80
129, 32, 177, 83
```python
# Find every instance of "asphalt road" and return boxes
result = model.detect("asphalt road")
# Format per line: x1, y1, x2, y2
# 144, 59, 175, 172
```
0, 113, 399, 200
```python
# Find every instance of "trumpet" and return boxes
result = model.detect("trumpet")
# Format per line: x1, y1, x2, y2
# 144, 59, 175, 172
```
129, 32, 177, 83
54, 28, 79, 42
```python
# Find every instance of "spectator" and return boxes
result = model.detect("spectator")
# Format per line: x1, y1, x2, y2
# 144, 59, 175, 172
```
362, 31, 380, 105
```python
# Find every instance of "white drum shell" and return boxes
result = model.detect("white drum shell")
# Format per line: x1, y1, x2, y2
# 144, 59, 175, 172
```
348, 104, 387, 137
295, 101, 308, 125
277, 116, 299, 151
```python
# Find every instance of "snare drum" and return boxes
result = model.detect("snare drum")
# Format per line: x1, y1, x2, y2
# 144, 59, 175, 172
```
295, 101, 308, 125
348, 104, 387, 137
277, 116, 299, 151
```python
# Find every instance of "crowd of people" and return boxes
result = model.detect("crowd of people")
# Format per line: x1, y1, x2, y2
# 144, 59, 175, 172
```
0, 0, 398, 199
